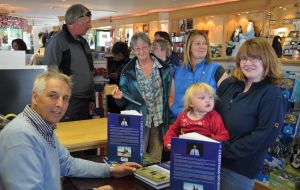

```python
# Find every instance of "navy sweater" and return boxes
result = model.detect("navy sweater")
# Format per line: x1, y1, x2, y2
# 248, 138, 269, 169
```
216, 78, 284, 179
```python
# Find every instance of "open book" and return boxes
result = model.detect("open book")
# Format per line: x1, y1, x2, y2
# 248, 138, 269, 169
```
134, 162, 170, 189
170, 132, 222, 190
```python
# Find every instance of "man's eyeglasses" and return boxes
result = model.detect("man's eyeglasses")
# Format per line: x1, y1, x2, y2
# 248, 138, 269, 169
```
78, 11, 92, 18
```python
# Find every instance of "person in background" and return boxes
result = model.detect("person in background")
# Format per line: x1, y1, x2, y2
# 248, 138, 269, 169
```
12, 38, 28, 52
164, 82, 229, 151
12, 38, 33, 65
170, 30, 227, 119
106, 41, 130, 113
44, 4, 95, 122
215, 38, 284, 190
154, 31, 180, 67
112, 32, 172, 161
272, 35, 283, 58
38, 32, 47, 48
152, 39, 176, 75
0, 71, 142, 190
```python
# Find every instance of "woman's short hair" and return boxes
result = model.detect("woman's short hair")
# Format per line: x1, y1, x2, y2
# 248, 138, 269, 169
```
183, 82, 215, 112
183, 30, 211, 66
233, 37, 282, 85
65, 4, 91, 25
112, 41, 130, 58
154, 31, 173, 47
153, 39, 172, 58
33, 71, 72, 95
130, 32, 151, 49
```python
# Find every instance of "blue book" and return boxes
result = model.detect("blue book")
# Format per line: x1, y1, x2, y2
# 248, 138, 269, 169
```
107, 113, 144, 164
170, 132, 222, 190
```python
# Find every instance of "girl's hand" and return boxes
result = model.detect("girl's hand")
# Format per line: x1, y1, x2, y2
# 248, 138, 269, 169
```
167, 144, 171, 150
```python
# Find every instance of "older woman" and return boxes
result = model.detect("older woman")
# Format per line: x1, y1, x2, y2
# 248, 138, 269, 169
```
216, 38, 284, 189
152, 39, 176, 75
112, 32, 172, 161
170, 30, 227, 118
154, 31, 180, 67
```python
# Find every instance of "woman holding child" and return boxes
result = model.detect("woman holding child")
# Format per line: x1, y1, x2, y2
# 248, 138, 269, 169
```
216, 38, 285, 189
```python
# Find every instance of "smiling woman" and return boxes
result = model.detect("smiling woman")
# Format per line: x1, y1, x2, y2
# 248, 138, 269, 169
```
170, 30, 228, 119
216, 38, 284, 190
111, 32, 172, 162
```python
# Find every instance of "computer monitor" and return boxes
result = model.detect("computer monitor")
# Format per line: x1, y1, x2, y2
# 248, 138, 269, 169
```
0, 66, 47, 115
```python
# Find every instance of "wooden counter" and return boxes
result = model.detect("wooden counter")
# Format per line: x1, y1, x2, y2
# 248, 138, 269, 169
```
55, 118, 107, 152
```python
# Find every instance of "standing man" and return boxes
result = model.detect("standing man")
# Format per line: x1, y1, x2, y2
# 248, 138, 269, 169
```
0, 71, 141, 190
45, 4, 95, 121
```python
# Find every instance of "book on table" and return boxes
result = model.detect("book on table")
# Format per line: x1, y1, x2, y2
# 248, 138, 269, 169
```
106, 111, 144, 165
134, 162, 170, 190
170, 132, 222, 190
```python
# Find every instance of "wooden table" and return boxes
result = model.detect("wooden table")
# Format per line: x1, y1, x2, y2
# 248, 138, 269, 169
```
55, 118, 107, 152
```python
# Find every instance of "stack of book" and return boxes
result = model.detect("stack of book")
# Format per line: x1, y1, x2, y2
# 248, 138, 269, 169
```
134, 162, 170, 189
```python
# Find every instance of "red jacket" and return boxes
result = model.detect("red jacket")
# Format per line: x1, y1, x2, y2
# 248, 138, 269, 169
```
163, 109, 230, 148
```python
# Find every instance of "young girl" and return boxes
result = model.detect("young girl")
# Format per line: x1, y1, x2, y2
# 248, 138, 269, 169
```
164, 82, 229, 150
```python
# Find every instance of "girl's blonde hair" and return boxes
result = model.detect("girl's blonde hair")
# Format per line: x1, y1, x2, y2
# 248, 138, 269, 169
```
183, 82, 215, 112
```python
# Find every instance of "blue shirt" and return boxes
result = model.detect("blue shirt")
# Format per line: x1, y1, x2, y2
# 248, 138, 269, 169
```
171, 59, 221, 118
0, 106, 110, 190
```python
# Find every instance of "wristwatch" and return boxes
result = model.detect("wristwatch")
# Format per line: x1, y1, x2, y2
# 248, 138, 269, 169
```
109, 165, 115, 174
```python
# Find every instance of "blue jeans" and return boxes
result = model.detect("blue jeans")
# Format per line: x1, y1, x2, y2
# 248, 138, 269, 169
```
221, 167, 255, 190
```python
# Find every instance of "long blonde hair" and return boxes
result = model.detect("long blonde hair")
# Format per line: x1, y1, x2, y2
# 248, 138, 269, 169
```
183, 30, 211, 67
183, 82, 215, 112
232, 38, 282, 85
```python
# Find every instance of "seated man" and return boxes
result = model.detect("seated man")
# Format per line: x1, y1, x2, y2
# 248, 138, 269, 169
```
0, 71, 141, 190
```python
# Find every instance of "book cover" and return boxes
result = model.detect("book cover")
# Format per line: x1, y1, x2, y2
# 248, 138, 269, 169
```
170, 132, 222, 190
107, 112, 144, 164
134, 162, 170, 189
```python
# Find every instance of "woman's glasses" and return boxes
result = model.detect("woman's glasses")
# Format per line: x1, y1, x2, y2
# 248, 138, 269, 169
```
78, 11, 92, 18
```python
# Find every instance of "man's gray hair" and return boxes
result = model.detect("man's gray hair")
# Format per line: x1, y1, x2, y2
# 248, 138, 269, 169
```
33, 71, 72, 94
65, 4, 91, 25
130, 32, 151, 49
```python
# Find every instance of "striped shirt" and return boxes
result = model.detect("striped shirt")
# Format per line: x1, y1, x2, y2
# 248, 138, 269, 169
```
136, 57, 163, 128
23, 105, 57, 148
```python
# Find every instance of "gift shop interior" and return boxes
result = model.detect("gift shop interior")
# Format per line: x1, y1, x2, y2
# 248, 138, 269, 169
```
0, 0, 300, 190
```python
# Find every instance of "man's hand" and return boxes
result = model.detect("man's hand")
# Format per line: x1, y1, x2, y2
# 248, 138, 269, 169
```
89, 101, 96, 114
94, 185, 113, 190
110, 162, 142, 178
